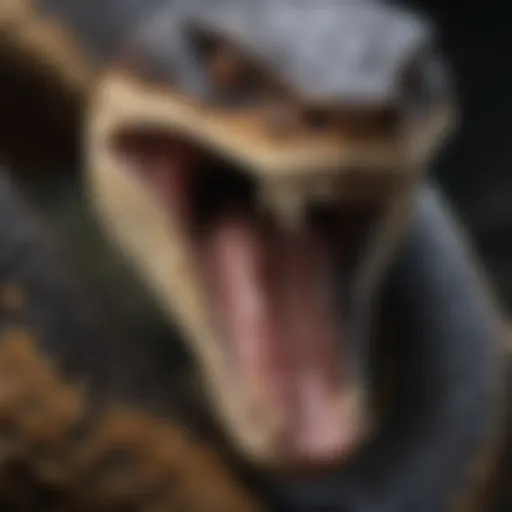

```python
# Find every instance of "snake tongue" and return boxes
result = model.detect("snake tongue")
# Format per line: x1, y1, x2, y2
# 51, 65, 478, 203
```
201, 214, 357, 462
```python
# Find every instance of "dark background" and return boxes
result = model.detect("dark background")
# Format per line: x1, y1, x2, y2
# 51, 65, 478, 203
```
407, 1, 512, 309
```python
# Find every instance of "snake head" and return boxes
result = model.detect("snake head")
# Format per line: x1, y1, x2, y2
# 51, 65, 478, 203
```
86, 0, 456, 472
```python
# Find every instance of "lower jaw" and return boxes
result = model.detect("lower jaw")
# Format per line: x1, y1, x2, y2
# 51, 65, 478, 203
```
218, 380, 369, 472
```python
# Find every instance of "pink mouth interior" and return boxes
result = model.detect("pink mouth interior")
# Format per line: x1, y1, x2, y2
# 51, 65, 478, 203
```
112, 129, 377, 466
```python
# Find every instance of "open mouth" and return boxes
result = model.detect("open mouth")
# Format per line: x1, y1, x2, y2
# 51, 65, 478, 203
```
82, 0, 456, 472
107, 125, 391, 468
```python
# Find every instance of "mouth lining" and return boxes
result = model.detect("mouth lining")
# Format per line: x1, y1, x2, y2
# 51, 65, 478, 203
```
108, 124, 386, 468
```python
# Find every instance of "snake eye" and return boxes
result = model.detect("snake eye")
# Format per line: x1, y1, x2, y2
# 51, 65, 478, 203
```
189, 25, 287, 107
190, 29, 259, 100
205, 42, 250, 91
400, 44, 453, 116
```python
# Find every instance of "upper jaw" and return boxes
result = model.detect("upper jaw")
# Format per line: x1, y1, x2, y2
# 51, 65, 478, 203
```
89, 70, 455, 185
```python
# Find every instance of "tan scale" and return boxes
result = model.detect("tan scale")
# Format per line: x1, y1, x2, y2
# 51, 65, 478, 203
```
0, 325, 263, 510
0, 1, 93, 93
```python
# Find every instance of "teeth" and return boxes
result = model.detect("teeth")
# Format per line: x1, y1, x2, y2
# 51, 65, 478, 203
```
260, 177, 342, 230
260, 181, 306, 231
